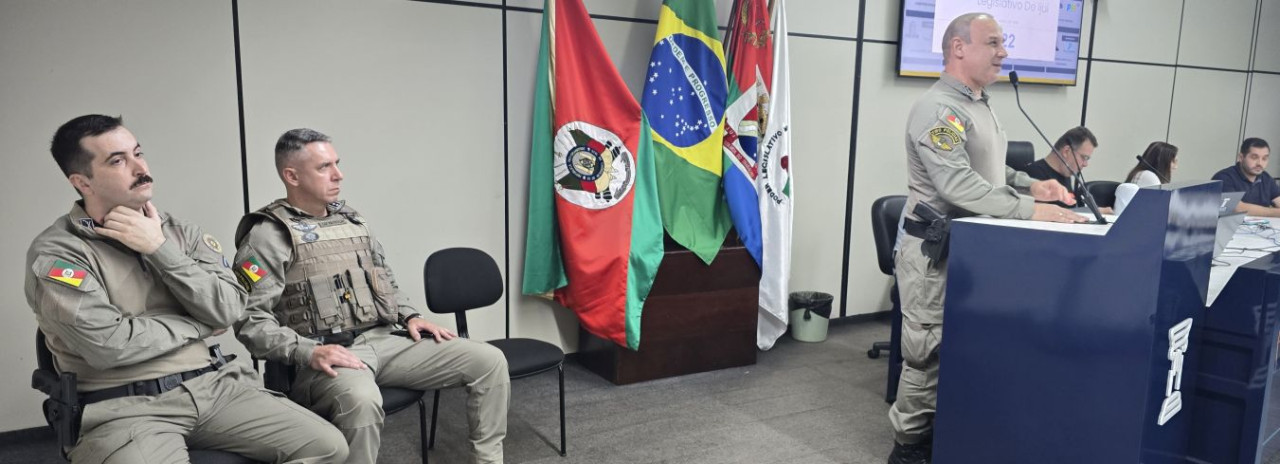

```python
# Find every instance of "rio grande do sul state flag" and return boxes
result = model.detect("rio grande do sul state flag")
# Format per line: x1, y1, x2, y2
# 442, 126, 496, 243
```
522, 0, 664, 350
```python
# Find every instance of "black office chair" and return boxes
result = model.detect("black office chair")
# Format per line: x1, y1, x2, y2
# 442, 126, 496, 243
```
260, 359, 430, 464
32, 331, 259, 463
423, 247, 566, 456
866, 195, 906, 404
1086, 180, 1120, 208
1006, 141, 1035, 171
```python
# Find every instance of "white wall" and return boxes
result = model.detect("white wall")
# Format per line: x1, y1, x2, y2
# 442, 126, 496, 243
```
2, 0, 1276, 433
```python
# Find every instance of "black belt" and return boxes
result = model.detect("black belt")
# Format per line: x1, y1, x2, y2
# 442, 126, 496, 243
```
309, 325, 380, 347
79, 354, 230, 406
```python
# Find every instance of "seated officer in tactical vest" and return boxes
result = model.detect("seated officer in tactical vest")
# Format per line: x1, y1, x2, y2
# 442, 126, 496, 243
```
25, 115, 349, 464
233, 128, 510, 464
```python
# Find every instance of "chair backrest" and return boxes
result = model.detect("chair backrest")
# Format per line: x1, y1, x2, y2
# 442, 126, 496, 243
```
1006, 141, 1035, 170
1086, 180, 1120, 208
871, 195, 908, 276
423, 248, 504, 338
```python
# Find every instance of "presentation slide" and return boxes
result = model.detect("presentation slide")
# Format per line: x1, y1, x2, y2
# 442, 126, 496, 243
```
898, 0, 1086, 85
932, 0, 1059, 62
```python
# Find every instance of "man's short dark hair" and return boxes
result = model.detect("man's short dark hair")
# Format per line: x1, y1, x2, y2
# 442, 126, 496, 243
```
50, 114, 124, 178
1240, 137, 1269, 155
1053, 126, 1098, 152
275, 128, 332, 173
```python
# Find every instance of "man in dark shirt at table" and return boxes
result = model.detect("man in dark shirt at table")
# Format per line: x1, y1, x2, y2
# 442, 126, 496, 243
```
1212, 138, 1279, 217
1021, 126, 1097, 209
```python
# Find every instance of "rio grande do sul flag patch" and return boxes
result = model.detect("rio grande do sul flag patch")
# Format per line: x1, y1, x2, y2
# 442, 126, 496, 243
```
240, 257, 267, 283
47, 259, 88, 288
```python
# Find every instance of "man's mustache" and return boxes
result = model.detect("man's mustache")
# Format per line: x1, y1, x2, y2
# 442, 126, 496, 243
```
131, 174, 154, 189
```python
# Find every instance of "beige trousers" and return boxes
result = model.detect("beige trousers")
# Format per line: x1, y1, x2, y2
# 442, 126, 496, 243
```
888, 234, 946, 445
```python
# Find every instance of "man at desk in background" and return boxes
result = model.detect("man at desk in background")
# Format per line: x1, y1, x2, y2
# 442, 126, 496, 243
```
887, 13, 1087, 464
25, 115, 348, 463
1020, 126, 1099, 207
1212, 138, 1280, 217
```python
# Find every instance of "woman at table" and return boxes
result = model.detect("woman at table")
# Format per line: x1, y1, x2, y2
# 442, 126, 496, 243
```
1125, 141, 1179, 187
1116, 142, 1179, 214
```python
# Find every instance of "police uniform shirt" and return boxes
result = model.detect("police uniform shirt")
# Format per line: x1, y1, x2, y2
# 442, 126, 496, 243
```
904, 72, 1035, 222
24, 203, 240, 392
1212, 164, 1280, 207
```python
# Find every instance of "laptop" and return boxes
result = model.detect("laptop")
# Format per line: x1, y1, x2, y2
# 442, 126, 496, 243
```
1219, 191, 1244, 217
1214, 212, 1246, 259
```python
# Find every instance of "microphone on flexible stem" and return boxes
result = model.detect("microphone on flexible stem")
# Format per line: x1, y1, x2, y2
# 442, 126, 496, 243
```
1008, 71, 1107, 225
1134, 155, 1169, 183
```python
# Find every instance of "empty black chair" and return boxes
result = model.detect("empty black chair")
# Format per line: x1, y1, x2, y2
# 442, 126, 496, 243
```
423, 247, 566, 456
1087, 180, 1120, 208
32, 331, 259, 463
867, 195, 907, 404
260, 360, 430, 464
1006, 141, 1035, 171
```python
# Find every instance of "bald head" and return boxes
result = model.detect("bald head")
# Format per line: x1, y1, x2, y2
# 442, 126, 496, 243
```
942, 13, 994, 65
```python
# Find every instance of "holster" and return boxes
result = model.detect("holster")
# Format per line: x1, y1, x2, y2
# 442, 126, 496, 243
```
40, 371, 80, 458
904, 202, 951, 268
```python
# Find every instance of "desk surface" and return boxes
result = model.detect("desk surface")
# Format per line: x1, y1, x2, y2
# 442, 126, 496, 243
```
1210, 216, 1280, 305
957, 214, 1278, 307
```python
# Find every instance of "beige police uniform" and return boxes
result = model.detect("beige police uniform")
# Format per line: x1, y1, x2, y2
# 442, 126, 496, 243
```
234, 199, 509, 464
889, 73, 1036, 445
25, 203, 348, 464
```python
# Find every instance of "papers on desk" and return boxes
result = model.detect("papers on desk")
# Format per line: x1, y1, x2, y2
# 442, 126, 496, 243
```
1208, 216, 1280, 306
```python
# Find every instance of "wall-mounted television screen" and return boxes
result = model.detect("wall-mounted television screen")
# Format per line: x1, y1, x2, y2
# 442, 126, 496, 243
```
897, 0, 1087, 86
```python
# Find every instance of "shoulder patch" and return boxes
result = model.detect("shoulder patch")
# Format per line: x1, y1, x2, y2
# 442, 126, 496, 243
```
202, 234, 223, 254
239, 256, 267, 284
942, 108, 966, 133
46, 259, 89, 288
929, 126, 963, 152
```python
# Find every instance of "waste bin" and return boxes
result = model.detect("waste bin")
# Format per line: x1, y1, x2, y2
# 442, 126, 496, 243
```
789, 291, 833, 342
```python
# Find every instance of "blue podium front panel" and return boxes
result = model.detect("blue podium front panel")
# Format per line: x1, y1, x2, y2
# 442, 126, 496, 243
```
933, 182, 1220, 463
1189, 254, 1280, 464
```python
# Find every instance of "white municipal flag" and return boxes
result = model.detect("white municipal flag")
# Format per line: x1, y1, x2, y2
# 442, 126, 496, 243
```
757, 0, 793, 350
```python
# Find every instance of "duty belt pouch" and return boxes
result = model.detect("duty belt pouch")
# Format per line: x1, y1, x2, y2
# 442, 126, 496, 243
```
912, 202, 952, 268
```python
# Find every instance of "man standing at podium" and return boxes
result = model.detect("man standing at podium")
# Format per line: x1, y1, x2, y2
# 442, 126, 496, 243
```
886, 13, 1087, 464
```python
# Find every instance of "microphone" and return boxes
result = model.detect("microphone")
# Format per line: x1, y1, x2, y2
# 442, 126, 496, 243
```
1008, 71, 1107, 224
1134, 155, 1169, 183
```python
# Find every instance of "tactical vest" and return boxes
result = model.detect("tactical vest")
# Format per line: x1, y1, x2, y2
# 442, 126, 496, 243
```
254, 200, 398, 337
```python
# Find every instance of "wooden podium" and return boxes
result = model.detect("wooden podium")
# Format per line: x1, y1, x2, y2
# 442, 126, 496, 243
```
576, 244, 759, 385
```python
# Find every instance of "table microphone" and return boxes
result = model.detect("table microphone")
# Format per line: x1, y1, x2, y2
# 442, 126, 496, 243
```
1135, 155, 1169, 183
1008, 71, 1107, 224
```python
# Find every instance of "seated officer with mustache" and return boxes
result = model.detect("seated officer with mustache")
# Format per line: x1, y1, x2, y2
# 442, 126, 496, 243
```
25, 114, 348, 463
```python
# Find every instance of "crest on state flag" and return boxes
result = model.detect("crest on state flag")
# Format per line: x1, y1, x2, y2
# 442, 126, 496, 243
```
553, 121, 636, 210
723, 76, 771, 181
